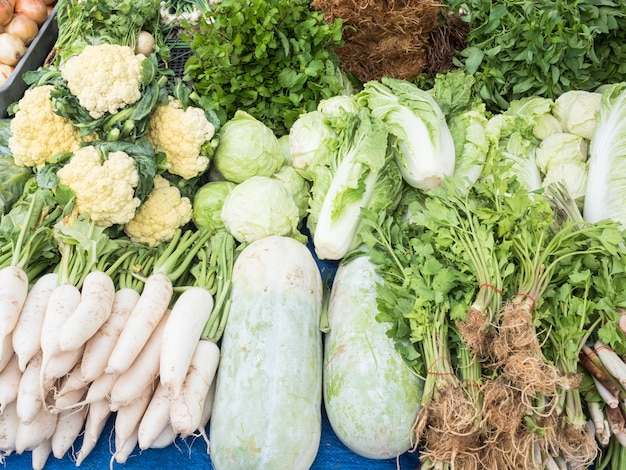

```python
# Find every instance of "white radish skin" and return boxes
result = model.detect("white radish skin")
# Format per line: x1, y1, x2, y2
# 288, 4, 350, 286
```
197, 380, 216, 450
52, 382, 86, 411
0, 265, 29, 353
170, 339, 220, 437
138, 382, 173, 451
0, 353, 20, 413
59, 270, 116, 352
0, 331, 13, 372
12, 272, 58, 372
42, 345, 85, 394
16, 351, 44, 424
51, 394, 89, 459
31, 437, 52, 470
114, 381, 155, 454
113, 426, 139, 465
210, 236, 324, 470
84, 371, 117, 405
80, 287, 139, 383
106, 273, 173, 376
55, 363, 89, 401
15, 406, 57, 453
39, 284, 81, 400
76, 398, 111, 466
110, 310, 170, 411
0, 400, 19, 453
160, 286, 214, 397
149, 423, 176, 449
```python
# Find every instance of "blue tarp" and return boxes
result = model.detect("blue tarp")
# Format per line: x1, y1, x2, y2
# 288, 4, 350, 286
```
5, 407, 422, 469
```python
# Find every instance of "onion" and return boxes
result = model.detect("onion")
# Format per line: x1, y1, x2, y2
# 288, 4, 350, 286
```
0, 0, 14, 27
0, 32, 25, 66
0, 62, 13, 86
14, 0, 48, 26
6, 13, 38, 45
135, 30, 155, 56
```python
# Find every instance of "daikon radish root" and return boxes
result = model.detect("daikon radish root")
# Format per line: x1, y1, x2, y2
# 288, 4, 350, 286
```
106, 229, 210, 376
138, 382, 173, 451
39, 283, 81, 400
51, 392, 89, 459
106, 273, 173, 376
112, 426, 139, 465
0, 332, 12, 372
54, 363, 89, 401
197, 380, 217, 450
80, 287, 139, 383
83, 371, 117, 406
160, 286, 214, 397
109, 309, 170, 411
59, 270, 116, 352
31, 437, 52, 470
149, 423, 176, 449
0, 400, 19, 453
12, 272, 58, 371
0, 353, 20, 413
0, 265, 30, 352
114, 380, 155, 456
76, 398, 111, 466
41, 344, 85, 397
16, 350, 44, 424
14, 406, 57, 454
52, 382, 85, 411
170, 339, 220, 437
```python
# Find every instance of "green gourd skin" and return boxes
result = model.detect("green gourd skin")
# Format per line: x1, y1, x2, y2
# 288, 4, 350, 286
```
323, 255, 423, 459
209, 236, 323, 470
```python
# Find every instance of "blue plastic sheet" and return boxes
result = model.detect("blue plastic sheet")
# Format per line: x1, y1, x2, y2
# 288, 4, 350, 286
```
4, 406, 421, 469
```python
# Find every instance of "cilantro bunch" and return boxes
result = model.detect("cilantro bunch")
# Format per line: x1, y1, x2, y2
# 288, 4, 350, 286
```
446, 0, 626, 111
184, 0, 345, 136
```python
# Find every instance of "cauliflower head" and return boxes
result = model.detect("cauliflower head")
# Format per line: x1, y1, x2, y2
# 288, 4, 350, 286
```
61, 44, 145, 119
124, 174, 192, 247
147, 97, 215, 179
57, 146, 141, 227
9, 85, 82, 168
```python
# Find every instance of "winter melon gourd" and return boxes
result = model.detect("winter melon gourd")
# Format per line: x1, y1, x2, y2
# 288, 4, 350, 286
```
209, 235, 324, 470
324, 254, 423, 459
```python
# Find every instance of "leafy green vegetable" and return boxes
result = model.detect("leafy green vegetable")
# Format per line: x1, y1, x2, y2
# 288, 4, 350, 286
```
213, 111, 284, 183
446, 0, 626, 111
184, 0, 345, 135
583, 83, 626, 227
0, 120, 32, 215
358, 77, 456, 190
54, 0, 167, 63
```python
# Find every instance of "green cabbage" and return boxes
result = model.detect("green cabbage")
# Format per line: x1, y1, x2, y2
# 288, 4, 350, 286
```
221, 176, 303, 243
214, 111, 284, 183
192, 181, 236, 234
552, 90, 602, 140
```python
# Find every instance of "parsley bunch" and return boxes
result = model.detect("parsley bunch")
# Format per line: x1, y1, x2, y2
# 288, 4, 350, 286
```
184, 0, 345, 136
447, 0, 626, 111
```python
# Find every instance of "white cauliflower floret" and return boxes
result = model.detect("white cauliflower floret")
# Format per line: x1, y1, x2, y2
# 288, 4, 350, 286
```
57, 146, 141, 227
61, 44, 145, 119
9, 85, 82, 168
124, 174, 193, 247
147, 97, 215, 179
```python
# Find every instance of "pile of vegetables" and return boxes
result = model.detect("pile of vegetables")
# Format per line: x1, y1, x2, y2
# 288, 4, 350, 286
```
4, 1, 626, 470
0, 0, 55, 87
